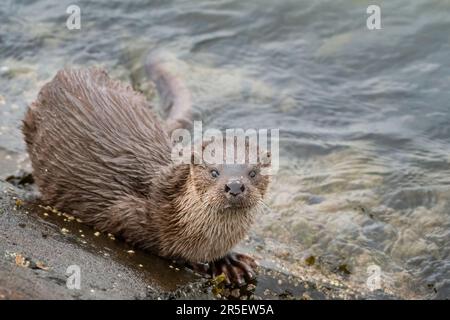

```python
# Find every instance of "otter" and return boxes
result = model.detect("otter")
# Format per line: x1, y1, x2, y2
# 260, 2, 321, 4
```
22, 63, 270, 285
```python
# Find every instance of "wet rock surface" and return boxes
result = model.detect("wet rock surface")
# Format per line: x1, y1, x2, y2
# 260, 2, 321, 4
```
0, 177, 395, 300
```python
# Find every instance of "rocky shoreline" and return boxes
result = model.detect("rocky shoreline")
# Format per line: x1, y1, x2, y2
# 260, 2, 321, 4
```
0, 177, 394, 300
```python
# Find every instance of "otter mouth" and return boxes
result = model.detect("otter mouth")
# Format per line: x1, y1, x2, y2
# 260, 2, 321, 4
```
223, 198, 254, 210
224, 203, 246, 210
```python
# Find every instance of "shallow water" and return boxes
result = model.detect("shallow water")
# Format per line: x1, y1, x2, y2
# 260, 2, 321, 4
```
0, 0, 449, 299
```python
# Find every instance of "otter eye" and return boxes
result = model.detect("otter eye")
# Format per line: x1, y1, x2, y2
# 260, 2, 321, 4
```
249, 170, 257, 178
211, 169, 220, 178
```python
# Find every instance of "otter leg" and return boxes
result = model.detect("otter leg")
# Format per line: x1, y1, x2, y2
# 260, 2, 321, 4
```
213, 253, 258, 286
188, 253, 258, 286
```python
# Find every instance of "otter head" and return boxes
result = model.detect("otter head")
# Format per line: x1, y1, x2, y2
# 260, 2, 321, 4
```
189, 162, 270, 211
188, 138, 271, 213
165, 137, 272, 262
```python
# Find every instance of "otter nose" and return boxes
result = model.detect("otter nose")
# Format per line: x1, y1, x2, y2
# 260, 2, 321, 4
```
225, 180, 245, 197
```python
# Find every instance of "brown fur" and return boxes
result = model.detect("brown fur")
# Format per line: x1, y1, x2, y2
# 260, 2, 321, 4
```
22, 68, 269, 263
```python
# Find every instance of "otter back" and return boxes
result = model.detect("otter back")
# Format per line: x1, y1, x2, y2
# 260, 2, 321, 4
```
23, 68, 171, 216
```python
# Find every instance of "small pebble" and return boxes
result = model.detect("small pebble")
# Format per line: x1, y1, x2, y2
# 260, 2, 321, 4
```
231, 289, 241, 298
0, 66, 10, 75
247, 284, 256, 291
302, 293, 311, 300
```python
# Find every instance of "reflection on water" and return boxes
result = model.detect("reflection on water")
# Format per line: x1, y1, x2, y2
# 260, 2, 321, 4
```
0, 0, 449, 299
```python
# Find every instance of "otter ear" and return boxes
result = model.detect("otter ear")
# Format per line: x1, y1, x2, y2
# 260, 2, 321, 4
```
191, 139, 220, 167
259, 150, 271, 167
258, 150, 273, 176
188, 138, 205, 166
190, 150, 203, 166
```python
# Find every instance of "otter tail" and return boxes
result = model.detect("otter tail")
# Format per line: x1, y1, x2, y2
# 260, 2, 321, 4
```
145, 50, 192, 133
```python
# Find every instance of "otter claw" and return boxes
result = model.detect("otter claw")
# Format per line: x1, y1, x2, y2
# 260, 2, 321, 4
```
186, 253, 258, 286
212, 253, 258, 286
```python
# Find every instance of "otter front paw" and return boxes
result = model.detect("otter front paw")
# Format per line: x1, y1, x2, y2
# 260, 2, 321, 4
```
208, 253, 258, 286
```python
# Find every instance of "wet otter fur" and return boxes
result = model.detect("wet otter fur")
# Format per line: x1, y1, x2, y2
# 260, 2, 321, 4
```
22, 66, 270, 283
